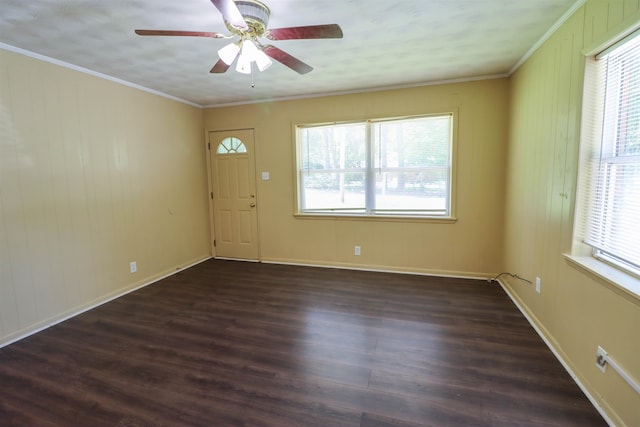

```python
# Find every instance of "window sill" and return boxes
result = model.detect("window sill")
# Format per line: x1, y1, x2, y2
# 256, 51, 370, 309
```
564, 254, 640, 303
293, 213, 457, 224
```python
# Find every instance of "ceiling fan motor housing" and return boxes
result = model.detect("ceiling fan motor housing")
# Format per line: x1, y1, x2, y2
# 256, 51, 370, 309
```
227, 0, 271, 37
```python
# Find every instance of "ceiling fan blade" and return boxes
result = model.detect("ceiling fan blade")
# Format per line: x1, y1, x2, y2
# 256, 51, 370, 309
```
266, 24, 343, 40
263, 45, 313, 74
135, 30, 226, 38
210, 58, 233, 73
210, 0, 248, 30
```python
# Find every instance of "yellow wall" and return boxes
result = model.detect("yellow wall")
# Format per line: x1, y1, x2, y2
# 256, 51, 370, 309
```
204, 79, 509, 277
505, 1, 640, 426
0, 49, 211, 345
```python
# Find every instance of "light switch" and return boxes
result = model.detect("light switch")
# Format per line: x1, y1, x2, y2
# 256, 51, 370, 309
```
261, 171, 270, 180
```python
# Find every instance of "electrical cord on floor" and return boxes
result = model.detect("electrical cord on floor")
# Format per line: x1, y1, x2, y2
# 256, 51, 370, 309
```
489, 272, 532, 285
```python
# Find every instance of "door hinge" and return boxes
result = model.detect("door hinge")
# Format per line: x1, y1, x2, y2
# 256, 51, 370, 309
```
208, 142, 211, 150
210, 192, 214, 199
213, 239, 216, 247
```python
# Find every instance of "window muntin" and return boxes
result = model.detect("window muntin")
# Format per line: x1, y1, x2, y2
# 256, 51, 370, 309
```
217, 137, 247, 154
296, 114, 453, 217
582, 33, 640, 277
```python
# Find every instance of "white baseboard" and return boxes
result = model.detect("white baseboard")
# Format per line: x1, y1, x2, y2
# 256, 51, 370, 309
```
496, 279, 617, 427
260, 257, 492, 281
0, 256, 212, 349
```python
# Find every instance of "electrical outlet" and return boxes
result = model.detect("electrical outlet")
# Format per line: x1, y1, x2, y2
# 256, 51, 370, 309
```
535, 277, 541, 293
596, 346, 607, 372
130, 261, 137, 273
354, 246, 361, 256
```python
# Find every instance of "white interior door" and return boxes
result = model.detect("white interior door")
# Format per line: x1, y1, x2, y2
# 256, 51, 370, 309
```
209, 129, 259, 260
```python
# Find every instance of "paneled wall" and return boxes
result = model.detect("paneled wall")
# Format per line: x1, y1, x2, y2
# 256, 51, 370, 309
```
0, 49, 211, 345
505, 1, 640, 425
204, 79, 509, 278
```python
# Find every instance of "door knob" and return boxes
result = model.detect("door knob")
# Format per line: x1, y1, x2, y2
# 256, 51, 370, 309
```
250, 202, 256, 208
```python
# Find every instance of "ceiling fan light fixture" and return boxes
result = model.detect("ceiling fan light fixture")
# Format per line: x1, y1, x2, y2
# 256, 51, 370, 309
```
218, 42, 240, 65
226, 39, 271, 74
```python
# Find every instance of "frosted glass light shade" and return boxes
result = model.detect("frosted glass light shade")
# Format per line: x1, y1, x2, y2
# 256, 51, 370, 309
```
255, 49, 272, 71
240, 39, 260, 62
236, 53, 252, 74
218, 42, 240, 65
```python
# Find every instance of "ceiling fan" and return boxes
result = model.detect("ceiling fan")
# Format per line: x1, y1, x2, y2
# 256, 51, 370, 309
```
135, 0, 343, 75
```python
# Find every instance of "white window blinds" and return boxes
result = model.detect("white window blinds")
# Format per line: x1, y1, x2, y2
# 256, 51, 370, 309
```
583, 33, 640, 275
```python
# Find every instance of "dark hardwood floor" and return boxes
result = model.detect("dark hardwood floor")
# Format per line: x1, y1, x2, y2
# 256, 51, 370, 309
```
0, 259, 606, 427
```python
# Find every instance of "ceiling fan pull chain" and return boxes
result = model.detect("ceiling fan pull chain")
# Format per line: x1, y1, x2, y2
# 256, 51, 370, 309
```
251, 63, 255, 88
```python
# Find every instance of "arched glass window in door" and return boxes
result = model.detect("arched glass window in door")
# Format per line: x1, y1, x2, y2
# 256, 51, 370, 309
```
217, 137, 247, 154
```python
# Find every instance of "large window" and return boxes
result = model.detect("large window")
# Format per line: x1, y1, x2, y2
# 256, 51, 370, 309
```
296, 114, 453, 217
579, 33, 640, 278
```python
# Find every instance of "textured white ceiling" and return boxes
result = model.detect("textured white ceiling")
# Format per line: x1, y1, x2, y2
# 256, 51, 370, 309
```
0, 0, 578, 107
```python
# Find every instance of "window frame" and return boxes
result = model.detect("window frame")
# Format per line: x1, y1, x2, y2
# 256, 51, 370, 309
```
293, 112, 458, 221
571, 31, 640, 300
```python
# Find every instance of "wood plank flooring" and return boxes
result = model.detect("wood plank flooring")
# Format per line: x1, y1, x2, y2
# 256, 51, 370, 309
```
0, 259, 606, 426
